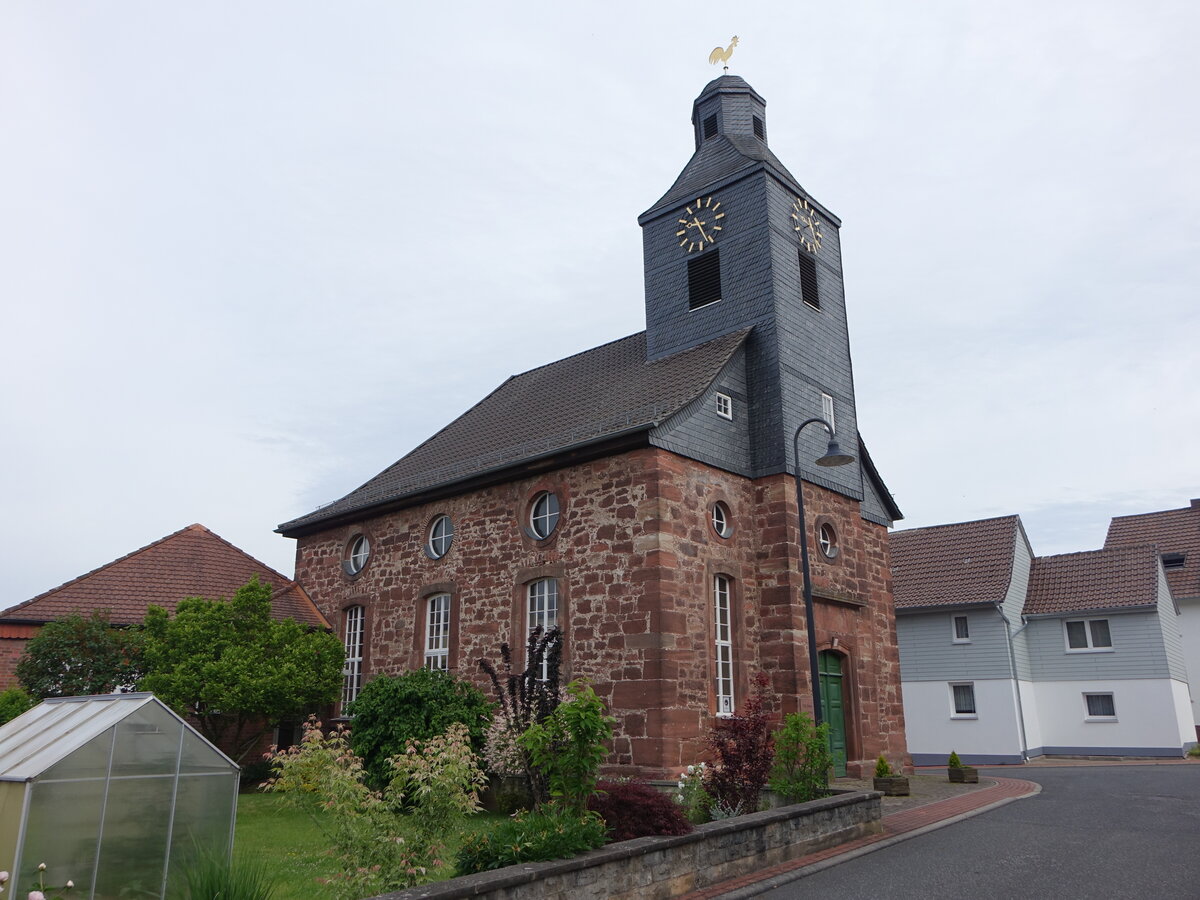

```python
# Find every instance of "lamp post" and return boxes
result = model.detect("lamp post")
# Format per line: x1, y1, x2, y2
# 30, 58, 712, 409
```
792, 417, 855, 727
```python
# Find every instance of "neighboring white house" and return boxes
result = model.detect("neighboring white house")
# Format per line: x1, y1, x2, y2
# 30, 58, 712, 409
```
892, 515, 1196, 765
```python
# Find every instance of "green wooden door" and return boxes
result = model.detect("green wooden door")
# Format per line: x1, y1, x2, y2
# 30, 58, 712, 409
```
818, 651, 848, 777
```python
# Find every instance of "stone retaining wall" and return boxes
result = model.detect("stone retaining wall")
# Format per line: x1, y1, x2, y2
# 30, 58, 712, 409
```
371, 790, 881, 900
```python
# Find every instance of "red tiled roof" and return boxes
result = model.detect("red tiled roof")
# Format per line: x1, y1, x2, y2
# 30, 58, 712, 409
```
889, 516, 1020, 610
1024, 545, 1160, 615
1105, 500, 1200, 601
0, 524, 329, 629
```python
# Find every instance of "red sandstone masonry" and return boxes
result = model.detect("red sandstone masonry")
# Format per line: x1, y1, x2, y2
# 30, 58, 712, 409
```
295, 447, 908, 779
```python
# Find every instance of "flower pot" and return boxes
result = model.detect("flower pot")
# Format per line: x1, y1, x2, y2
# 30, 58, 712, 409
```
873, 775, 910, 796
948, 766, 979, 783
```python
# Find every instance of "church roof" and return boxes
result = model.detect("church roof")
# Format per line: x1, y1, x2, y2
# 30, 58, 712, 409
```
890, 515, 1021, 610
279, 328, 751, 536
0, 524, 328, 629
1105, 501, 1200, 600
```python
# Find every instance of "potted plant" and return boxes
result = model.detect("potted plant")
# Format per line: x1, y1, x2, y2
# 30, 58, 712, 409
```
872, 754, 909, 796
947, 750, 978, 783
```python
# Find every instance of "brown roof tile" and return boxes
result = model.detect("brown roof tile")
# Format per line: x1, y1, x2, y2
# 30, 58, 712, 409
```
0, 524, 329, 629
890, 516, 1020, 610
1104, 500, 1200, 601
1024, 545, 1160, 615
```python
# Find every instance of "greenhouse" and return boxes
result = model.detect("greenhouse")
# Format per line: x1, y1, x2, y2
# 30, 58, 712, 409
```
0, 693, 239, 900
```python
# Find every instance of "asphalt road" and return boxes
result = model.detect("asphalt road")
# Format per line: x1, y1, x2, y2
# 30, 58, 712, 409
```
753, 765, 1200, 900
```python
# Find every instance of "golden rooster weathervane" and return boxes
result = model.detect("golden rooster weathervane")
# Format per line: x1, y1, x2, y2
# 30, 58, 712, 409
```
709, 36, 739, 72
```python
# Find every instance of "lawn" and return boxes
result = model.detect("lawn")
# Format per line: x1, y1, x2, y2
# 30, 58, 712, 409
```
234, 791, 506, 898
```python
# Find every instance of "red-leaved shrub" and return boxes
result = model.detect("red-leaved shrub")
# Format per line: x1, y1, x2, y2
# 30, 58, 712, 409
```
587, 780, 693, 841
703, 672, 775, 816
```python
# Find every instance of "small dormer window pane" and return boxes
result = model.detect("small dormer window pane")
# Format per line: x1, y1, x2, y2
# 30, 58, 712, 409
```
715, 393, 732, 420
821, 393, 835, 433
1162, 552, 1186, 569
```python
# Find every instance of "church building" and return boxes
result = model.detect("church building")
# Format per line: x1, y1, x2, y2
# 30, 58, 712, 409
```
278, 74, 908, 779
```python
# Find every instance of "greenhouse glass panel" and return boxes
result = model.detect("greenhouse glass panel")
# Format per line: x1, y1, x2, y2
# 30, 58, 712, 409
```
21, 778, 106, 896
109, 703, 183, 777
41, 723, 113, 782
165, 774, 239, 895
178, 727, 239, 775
94, 774, 175, 899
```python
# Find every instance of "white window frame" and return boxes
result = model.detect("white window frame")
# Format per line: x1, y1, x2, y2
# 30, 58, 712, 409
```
817, 522, 839, 559
425, 593, 451, 670
345, 534, 370, 575
427, 515, 454, 559
712, 501, 732, 538
715, 392, 733, 420
951, 614, 971, 644
821, 392, 836, 434
530, 492, 560, 539
342, 605, 364, 709
950, 682, 977, 718
1064, 618, 1113, 653
714, 574, 735, 716
527, 578, 559, 680
1084, 692, 1117, 721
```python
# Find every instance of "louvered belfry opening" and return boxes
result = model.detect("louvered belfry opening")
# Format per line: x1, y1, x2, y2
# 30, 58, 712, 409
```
753, 115, 765, 139
703, 114, 718, 140
688, 249, 722, 310
798, 250, 820, 309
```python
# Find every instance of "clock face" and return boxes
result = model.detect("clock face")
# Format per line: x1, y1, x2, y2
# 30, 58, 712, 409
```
676, 196, 726, 253
792, 197, 823, 253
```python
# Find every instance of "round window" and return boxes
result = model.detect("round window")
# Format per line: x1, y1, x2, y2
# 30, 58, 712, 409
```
530, 491, 560, 539
345, 534, 370, 575
712, 501, 733, 538
427, 515, 454, 558
818, 522, 839, 559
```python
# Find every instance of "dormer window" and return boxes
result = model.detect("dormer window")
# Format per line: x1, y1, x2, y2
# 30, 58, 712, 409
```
715, 393, 732, 420
1162, 552, 1186, 569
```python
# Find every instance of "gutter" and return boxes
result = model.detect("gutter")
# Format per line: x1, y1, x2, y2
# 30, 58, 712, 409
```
995, 601, 1030, 762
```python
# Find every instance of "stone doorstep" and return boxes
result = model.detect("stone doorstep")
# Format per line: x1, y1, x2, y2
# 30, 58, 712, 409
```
369, 790, 882, 900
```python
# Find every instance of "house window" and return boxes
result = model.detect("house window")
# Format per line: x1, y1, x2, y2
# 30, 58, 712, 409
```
530, 491, 560, 539
427, 515, 454, 559
951, 682, 976, 717
344, 534, 370, 576
952, 614, 971, 643
715, 392, 733, 420
1065, 618, 1112, 651
818, 522, 839, 559
821, 393, 836, 433
714, 575, 735, 716
342, 605, 364, 709
712, 501, 733, 539
688, 250, 722, 310
528, 578, 559, 680
1162, 552, 1186, 569
798, 250, 819, 308
1085, 693, 1117, 719
425, 594, 450, 670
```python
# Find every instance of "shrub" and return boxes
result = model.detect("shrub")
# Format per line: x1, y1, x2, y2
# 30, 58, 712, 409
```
17, 612, 143, 699
387, 722, 486, 836
479, 627, 563, 804
520, 679, 614, 813
0, 687, 34, 725
455, 807, 607, 874
588, 780, 692, 842
769, 712, 831, 803
175, 845, 277, 900
347, 667, 492, 790
874, 754, 891, 778
1187, 744, 1200, 759
948, 750, 963, 768
676, 762, 713, 824
703, 672, 775, 816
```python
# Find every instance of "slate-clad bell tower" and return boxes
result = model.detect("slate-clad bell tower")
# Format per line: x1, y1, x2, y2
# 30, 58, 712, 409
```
638, 75, 883, 524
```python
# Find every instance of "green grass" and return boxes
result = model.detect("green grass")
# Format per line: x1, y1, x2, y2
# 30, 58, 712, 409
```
233, 792, 508, 898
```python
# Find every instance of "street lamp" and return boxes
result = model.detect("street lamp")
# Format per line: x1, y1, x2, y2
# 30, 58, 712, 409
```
792, 417, 855, 727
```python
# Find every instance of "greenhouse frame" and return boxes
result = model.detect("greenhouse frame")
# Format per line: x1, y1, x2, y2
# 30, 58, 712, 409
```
0, 693, 240, 900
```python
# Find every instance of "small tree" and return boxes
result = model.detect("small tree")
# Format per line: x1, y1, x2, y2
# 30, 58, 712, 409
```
520, 679, 614, 813
140, 576, 344, 762
703, 671, 775, 817
768, 711, 832, 803
17, 611, 144, 700
347, 667, 492, 790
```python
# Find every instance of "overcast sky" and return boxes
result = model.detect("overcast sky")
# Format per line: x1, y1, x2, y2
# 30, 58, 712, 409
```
3, 1, 1197, 605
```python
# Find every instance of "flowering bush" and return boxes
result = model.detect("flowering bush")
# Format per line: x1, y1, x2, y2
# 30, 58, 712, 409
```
676, 762, 713, 824
482, 716, 524, 777
0, 863, 74, 900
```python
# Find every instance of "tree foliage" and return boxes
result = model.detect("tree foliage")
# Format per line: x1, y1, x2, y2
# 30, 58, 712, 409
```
16, 611, 144, 700
769, 712, 831, 803
140, 576, 344, 762
346, 667, 492, 790
703, 671, 775, 817
0, 687, 35, 724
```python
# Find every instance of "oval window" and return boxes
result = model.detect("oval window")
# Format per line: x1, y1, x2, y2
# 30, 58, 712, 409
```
818, 522, 839, 559
427, 515, 454, 558
712, 501, 733, 538
345, 534, 370, 575
530, 491, 560, 539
